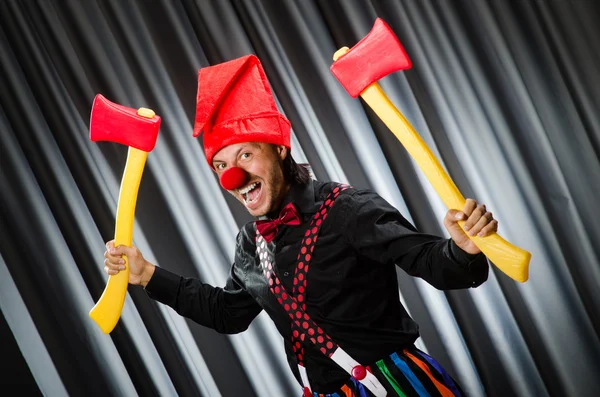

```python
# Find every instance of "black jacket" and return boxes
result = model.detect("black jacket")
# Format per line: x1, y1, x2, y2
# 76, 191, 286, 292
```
145, 180, 489, 390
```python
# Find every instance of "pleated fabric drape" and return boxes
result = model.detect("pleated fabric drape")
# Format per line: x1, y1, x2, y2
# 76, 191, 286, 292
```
1, 1, 598, 396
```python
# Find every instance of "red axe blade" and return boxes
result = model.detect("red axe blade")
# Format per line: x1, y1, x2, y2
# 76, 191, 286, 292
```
90, 94, 161, 152
330, 18, 412, 98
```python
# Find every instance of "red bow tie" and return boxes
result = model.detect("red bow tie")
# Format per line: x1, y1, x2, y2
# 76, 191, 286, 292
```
256, 203, 301, 242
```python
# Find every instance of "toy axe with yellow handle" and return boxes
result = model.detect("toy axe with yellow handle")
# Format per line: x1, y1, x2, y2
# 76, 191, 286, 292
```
89, 94, 161, 333
330, 18, 530, 282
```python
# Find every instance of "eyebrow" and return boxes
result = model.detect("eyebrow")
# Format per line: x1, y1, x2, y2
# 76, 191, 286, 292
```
212, 144, 255, 167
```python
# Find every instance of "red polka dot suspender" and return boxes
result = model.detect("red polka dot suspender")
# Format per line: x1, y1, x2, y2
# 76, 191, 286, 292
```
254, 185, 387, 397
256, 185, 347, 360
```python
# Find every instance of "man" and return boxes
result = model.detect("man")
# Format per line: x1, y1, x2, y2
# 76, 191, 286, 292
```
104, 55, 495, 396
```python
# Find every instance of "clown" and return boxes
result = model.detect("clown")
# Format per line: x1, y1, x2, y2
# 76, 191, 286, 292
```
104, 55, 496, 396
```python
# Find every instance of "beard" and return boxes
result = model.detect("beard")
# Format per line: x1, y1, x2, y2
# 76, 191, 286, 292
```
243, 159, 289, 218
262, 163, 287, 217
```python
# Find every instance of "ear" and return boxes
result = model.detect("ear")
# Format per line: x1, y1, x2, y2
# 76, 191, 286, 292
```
276, 145, 288, 160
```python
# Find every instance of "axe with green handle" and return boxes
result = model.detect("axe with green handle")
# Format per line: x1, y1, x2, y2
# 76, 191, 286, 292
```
330, 18, 530, 282
88, 94, 161, 333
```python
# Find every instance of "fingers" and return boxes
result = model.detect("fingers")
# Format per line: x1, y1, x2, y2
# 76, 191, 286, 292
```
104, 245, 125, 262
461, 199, 497, 237
104, 240, 128, 276
104, 265, 121, 275
462, 199, 478, 218
462, 200, 485, 232
104, 256, 125, 275
443, 209, 466, 230
477, 218, 498, 237
467, 212, 495, 236
107, 244, 135, 257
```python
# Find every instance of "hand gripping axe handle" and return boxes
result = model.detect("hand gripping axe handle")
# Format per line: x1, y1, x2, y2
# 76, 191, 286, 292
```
89, 94, 161, 333
330, 19, 530, 282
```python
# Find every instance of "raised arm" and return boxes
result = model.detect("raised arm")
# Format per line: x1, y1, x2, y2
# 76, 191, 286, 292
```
340, 190, 489, 290
104, 241, 262, 334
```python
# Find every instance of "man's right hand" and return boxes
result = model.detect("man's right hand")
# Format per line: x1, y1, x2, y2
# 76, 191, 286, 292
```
104, 240, 155, 287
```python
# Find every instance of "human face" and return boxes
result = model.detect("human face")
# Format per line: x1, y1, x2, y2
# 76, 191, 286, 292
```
212, 142, 290, 217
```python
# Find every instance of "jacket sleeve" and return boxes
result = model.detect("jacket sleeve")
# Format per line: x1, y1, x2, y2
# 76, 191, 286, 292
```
341, 189, 489, 290
145, 266, 263, 334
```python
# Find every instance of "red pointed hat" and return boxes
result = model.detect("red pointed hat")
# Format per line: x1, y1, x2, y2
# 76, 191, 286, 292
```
193, 55, 291, 166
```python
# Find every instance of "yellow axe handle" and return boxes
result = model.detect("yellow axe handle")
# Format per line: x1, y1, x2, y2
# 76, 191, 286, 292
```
89, 147, 148, 333
360, 82, 530, 282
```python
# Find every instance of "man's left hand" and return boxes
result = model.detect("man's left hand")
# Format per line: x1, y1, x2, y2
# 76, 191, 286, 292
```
444, 199, 498, 255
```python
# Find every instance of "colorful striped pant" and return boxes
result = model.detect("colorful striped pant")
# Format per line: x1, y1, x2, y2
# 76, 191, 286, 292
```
307, 346, 466, 397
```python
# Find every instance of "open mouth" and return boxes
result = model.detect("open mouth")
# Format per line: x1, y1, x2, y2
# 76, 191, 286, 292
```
239, 182, 262, 207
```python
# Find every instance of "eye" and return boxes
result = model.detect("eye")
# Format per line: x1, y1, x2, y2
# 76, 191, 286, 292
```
240, 152, 251, 160
215, 163, 226, 170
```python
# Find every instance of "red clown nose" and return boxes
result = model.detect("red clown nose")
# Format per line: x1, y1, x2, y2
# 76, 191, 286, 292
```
220, 167, 248, 191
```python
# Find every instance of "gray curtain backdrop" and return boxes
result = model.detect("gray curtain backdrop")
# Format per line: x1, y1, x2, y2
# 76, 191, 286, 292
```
1, 0, 599, 396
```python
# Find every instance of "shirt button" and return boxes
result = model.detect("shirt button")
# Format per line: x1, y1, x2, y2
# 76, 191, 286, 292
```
283, 271, 290, 276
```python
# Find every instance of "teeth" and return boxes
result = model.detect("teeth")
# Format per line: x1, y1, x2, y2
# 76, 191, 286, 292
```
239, 182, 258, 195
240, 182, 260, 204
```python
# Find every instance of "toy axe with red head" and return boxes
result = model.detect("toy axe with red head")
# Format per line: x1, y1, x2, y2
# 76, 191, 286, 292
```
331, 18, 530, 282
89, 94, 161, 333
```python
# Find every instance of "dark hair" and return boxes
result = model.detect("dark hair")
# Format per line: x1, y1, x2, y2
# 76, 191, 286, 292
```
282, 153, 312, 185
